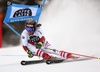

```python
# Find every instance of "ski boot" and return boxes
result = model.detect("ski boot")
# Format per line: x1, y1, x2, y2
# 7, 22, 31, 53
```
42, 53, 54, 60
67, 53, 79, 59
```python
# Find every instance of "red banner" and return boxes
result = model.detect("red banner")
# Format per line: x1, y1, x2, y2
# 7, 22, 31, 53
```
0, 12, 2, 48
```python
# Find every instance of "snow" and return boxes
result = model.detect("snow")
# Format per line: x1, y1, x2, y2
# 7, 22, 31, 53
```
0, 0, 100, 72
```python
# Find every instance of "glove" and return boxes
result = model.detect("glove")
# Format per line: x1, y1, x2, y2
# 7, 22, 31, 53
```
26, 50, 34, 58
35, 42, 43, 49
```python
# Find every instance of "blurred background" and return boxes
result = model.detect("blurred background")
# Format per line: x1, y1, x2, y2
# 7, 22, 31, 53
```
0, 0, 100, 50
0, 0, 51, 47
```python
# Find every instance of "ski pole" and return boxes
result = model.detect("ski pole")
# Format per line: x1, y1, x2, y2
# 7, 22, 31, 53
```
41, 47, 100, 60
64, 52, 100, 60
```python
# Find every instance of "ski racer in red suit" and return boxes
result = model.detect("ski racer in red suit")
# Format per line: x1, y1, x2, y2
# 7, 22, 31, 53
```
21, 18, 74, 59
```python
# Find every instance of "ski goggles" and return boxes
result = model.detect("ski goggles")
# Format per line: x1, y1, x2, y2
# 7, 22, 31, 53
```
26, 27, 34, 32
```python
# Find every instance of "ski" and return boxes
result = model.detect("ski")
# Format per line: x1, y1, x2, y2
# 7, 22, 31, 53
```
21, 57, 64, 65
46, 57, 92, 65
21, 60, 45, 65
46, 59, 64, 64
21, 57, 92, 65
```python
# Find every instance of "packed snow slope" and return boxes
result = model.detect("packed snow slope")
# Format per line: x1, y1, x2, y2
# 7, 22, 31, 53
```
0, 0, 100, 72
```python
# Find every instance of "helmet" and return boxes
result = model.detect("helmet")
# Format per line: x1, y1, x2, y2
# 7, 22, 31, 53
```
25, 18, 36, 31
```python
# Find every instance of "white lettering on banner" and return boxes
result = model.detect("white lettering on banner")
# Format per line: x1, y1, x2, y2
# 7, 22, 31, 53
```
10, 7, 37, 18
13, 8, 32, 17
10, 18, 35, 22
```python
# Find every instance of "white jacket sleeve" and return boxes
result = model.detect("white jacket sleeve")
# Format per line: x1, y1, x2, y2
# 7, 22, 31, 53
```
21, 30, 28, 46
36, 27, 44, 38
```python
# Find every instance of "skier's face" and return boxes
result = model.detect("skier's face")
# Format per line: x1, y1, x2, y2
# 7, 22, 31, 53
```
28, 31, 34, 35
26, 27, 34, 35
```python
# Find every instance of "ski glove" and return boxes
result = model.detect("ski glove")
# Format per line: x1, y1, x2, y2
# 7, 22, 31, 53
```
26, 50, 34, 58
35, 42, 43, 49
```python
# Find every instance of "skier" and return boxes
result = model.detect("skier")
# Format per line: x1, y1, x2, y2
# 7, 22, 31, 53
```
21, 18, 75, 59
